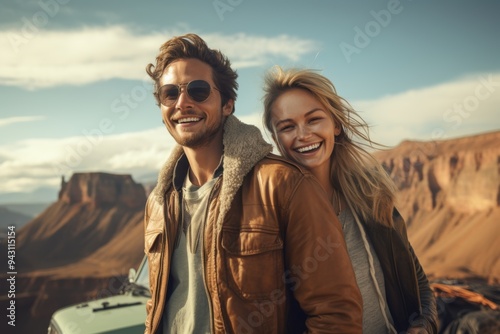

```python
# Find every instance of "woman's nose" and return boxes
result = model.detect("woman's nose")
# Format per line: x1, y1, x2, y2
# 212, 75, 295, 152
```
297, 125, 311, 139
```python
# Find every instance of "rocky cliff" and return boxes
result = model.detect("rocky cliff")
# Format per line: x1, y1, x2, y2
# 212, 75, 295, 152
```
4, 172, 147, 333
58, 172, 146, 209
375, 130, 500, 283
17, 172, 146, 272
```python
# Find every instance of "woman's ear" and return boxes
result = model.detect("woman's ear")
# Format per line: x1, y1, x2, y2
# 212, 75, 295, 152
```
334, 124, 341, 136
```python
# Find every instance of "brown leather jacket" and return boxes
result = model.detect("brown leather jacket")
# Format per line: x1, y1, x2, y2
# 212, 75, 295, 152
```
143, 116, 362, 334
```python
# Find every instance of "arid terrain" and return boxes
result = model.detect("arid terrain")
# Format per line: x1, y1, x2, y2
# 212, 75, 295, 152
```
1, 130, 499, 333
0, 173, 147, 333
375, 130, 500, 283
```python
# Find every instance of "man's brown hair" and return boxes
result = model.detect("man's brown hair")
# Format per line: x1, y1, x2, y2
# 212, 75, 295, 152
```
146, 33, 238, 112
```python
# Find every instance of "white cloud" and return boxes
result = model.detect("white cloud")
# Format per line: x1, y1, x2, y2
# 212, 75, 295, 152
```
0, 113, 266, 194
0, 127, 166, 193
0, 25, 320, 89
0, 115, 46, 127
352, 73, 500, 146
204, 33, 319, 67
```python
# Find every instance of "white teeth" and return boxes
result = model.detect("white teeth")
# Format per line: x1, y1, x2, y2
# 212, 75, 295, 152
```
177, 117, 201, 124
296, 143, 320, 153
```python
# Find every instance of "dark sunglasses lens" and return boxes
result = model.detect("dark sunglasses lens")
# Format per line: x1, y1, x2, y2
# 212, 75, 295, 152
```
160, 85, 179, 106
187, 80, 211, 102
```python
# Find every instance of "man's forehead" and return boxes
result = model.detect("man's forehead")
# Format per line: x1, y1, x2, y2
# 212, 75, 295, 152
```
160, 58, 213, 85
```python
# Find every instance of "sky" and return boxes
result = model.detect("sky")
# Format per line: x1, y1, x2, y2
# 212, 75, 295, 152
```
0, 0, 499, 203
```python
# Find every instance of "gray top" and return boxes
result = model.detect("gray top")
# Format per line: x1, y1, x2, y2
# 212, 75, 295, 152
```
339, 208, 395, 334
162, 174, 219, 334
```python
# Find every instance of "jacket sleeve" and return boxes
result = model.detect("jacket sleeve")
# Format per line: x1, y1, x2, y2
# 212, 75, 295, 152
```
395, 213, 438, 334
408, 243, 438, 334
283, 174, 363, 334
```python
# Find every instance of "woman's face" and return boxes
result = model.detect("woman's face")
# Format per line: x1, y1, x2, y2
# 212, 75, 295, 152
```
270, 88, 341, 178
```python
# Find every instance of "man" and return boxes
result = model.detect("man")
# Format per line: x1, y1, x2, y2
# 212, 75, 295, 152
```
143, 33, 362, 334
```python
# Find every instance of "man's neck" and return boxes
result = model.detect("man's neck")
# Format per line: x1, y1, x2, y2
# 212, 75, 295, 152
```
183, 145, 223, 186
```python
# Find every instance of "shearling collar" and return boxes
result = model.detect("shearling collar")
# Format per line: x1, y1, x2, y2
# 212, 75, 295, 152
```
153, 115, 273, 228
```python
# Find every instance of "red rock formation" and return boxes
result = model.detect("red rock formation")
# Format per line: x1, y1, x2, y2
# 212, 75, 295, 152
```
17, 172, 146, 272
375, 130, 500, 283
5, 172, 147, 333
59, 172, 146, 209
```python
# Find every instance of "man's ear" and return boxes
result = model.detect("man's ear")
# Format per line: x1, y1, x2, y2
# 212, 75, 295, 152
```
222, 99, 234, 116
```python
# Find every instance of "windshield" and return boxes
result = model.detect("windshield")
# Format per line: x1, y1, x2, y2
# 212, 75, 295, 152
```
135, 257, 149, 289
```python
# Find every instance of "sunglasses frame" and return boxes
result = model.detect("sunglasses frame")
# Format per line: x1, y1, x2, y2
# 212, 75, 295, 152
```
157, 80, 220, 107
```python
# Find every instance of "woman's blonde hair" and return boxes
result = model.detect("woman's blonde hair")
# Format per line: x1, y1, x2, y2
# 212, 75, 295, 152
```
263, 67, 397, 226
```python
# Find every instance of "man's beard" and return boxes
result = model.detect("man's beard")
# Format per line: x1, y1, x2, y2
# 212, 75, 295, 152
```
170, 113, 226, 149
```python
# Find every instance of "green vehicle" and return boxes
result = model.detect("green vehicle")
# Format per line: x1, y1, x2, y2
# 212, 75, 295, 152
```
47, 258, 149, 334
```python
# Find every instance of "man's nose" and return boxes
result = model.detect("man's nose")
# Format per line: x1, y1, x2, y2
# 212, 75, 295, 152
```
175, 86, 193, 108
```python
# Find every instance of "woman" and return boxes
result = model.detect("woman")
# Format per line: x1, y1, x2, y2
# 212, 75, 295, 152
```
263, 67, 438, 334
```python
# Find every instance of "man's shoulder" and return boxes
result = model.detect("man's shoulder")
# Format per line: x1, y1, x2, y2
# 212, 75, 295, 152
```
145, 189, 164, 213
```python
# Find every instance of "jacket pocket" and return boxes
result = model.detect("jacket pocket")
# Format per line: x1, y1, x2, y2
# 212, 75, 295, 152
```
145, 228, 163, 253
221, 227, 284, 300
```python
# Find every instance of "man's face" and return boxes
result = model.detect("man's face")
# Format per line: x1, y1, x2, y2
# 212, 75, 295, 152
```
158, 58, 233, 149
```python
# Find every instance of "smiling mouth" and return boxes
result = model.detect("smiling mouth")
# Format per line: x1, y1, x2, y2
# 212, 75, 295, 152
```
175, 117, 202, 124
295, 142, 321, 153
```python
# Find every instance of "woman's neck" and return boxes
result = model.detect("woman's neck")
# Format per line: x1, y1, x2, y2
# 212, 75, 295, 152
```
310, 165, 333, 196
310, 165, 344, 215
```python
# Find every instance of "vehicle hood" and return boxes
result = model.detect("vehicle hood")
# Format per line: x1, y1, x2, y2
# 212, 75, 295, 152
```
52, 294, 148, 333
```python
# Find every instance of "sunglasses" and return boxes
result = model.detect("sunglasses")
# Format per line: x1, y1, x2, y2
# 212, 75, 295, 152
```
157, 80, 220, 107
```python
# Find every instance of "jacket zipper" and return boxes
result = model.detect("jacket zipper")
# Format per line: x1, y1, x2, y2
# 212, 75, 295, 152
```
201, 177, 222, 334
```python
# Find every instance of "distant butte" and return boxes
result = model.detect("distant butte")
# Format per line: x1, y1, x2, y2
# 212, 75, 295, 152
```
375, 130, 500, 284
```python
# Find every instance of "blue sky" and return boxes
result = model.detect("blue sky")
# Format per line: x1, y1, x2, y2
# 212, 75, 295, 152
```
0, 0, 499, 203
